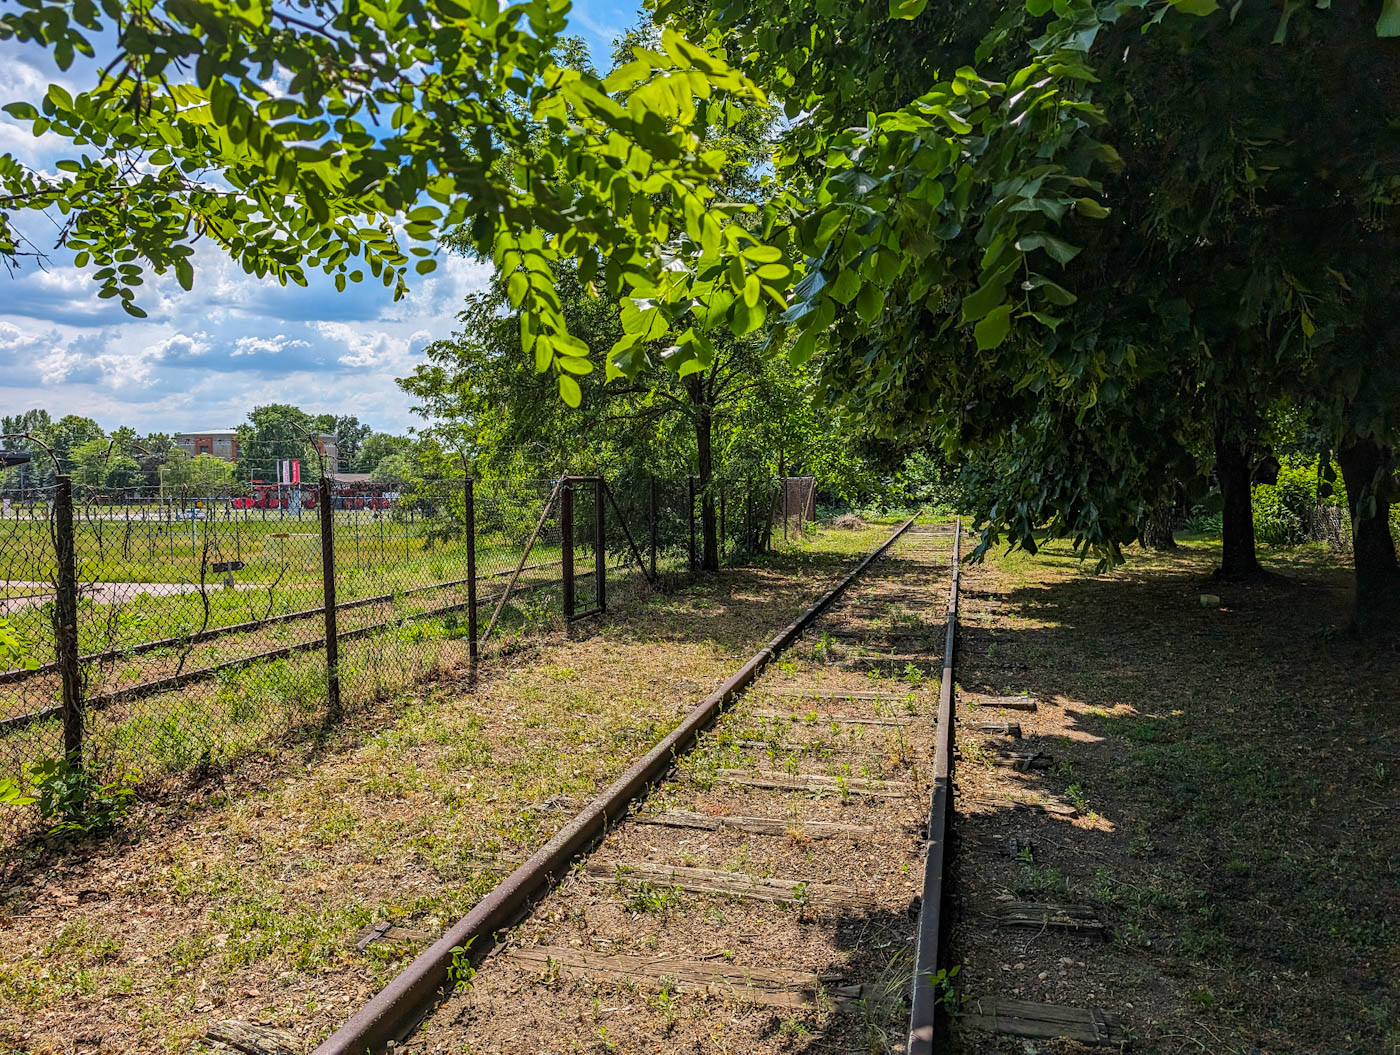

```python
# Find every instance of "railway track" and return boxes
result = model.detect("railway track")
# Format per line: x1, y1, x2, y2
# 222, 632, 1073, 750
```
267, 518, 1129, 1055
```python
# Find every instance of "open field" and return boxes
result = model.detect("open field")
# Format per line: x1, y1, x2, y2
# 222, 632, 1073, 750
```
0, 520, 896, 1055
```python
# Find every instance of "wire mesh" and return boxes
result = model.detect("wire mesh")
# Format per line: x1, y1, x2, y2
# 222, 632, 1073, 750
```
0, 470, 777, 863
773, 476, 817, 541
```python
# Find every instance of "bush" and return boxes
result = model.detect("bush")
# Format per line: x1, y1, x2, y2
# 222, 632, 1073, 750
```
1251, 456, 1346, 546
22, 756, 140, 837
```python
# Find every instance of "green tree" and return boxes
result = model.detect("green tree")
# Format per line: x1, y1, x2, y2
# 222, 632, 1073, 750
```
235, 404, 318, 482
1, 408, 54, 489
369, 453, 418, 487
162, 449, 237, 496
69, 436, 139, 490
674, 0, 1399, 627
355, 432, 414, 474
46, 415, 105, 472
1, 0, 792, 394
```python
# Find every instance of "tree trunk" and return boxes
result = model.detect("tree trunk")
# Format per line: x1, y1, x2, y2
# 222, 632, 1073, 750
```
1214, 421, 1259, 579
685, 375, 720, 572
1335, 436, 1399, 635
1139, 496, 1177, 551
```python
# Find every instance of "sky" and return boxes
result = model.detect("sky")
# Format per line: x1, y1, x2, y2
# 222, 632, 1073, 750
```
0, 2, 641, 439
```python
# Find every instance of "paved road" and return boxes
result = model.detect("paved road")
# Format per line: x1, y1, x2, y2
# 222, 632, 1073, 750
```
0, 579, 260, 615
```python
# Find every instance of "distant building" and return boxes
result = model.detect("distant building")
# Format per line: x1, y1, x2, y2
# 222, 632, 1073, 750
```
175, 430, 239, 461
174, 430, 340, 473
313, 434, 340, 474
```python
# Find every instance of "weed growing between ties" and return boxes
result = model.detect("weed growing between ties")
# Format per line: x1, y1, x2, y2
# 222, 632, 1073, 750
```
0, 521, 898, 1054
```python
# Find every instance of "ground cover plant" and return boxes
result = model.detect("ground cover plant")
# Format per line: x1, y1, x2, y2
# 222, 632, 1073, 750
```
947, 535, 1398, 1052
0, 520, 892, 1055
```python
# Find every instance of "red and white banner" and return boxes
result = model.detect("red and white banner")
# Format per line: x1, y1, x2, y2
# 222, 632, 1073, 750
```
279, 459, 301, 484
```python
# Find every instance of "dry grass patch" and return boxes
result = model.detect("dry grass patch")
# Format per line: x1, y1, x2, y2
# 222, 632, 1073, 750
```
0, 523, 896, 1055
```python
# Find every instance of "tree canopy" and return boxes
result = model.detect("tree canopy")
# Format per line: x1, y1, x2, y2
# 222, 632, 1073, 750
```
1, 0, 796, 404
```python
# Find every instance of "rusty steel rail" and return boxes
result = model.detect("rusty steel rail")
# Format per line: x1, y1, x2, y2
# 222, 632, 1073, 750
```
908, 518, 962, 1054
310, 515, 920, 1055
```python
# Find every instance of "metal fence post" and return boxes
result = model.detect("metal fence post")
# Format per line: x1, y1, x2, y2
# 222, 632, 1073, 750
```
648, 475, 657, 580
52, 475, 84, 762
465, 477, 478, 667
688, 476, 697, 573
719, 487, 726, 564
561, 479, 575, 620
319, 475, 341, 723
594, 477, 606, 615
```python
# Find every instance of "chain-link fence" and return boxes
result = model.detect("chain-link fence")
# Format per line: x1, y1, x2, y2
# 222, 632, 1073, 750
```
772, 476, 817, 541
0, 470, 788, 860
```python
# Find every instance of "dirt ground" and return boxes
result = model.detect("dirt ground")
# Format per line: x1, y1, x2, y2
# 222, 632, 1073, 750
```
5, 528, 1394, 1055
0, 523, 893, 1055
394, 523, 954, 1055
947, 537, 1399, 1055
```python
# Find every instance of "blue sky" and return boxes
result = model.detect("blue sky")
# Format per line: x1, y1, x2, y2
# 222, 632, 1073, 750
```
0, 2, 640, 438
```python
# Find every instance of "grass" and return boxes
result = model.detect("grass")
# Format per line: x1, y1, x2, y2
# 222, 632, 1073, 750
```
962, 532, 1398, 1053
0, 519, 899, 1055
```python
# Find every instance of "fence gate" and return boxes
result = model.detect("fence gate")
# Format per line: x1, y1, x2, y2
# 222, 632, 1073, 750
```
562, 476, 605, 622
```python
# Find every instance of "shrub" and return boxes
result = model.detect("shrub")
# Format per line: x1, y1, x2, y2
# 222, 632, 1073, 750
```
23, 755, 140, 837
1251, 456, 1347, 546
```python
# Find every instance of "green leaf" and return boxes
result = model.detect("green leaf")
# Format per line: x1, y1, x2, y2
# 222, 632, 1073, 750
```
1022, 274, 1078, 306
790, 327, 818, 366
1015, 233, 1081, 265
1378, 0, 1400, 36
889, 0, 927, 19
974, 304, 1012, 350
558, 355, 594, 375
856, 284, 885, 323
558, 374, 582, 407
830, 269, 863, 306
507, 271, 529, 307
1074, 198, 1111, 219
961, 274, 1011, 323
1170, 0, 1220, 15
731, 298, 766, 335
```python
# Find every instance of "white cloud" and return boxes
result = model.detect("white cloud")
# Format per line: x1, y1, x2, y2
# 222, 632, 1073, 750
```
232, 334, 308, 357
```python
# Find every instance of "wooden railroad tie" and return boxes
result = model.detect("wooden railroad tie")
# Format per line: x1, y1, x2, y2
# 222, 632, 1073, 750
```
969, 696, 1039, 712
353, 919, 434, 951
504, 945, 876, 1011
768, 687, 920, 701
589, 860, 881, 909
716, 768, 911, 798
959, 748, 1053, 771
812, 628, 934, 644
957, 997, 1128, 1047
988, 901, 1106, 938
832, 654, 932, 670
728, 737, 907, 756
203, 1021, 299, 1055
964, 793, 1079, 818
969, 721, 1022, 737
749, 708, 913, 727
635, 810, 869, 839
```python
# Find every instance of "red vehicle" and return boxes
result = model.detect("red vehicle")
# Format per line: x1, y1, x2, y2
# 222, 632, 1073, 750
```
233, 481, 394, 511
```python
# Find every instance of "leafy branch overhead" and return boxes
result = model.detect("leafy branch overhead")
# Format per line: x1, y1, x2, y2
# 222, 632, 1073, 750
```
1, 0, 1392, 409
0, 0, 791, 402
